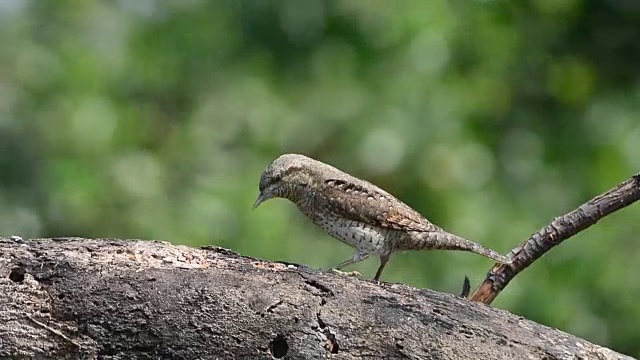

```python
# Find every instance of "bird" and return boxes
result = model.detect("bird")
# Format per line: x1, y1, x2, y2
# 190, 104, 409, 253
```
253, 153, 511, 281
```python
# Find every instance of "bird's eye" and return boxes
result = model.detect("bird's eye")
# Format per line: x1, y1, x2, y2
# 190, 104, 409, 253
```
259, 173, 281, 191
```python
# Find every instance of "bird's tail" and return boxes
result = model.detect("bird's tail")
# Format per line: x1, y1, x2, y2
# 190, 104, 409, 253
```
411, 231, 512, 264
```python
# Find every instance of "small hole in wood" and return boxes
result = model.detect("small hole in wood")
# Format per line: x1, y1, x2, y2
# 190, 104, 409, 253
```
9, 267, 25, 283
268, 334, 288, 358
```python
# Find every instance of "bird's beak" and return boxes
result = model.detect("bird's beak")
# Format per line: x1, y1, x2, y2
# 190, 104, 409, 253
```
252, 191, 270, 210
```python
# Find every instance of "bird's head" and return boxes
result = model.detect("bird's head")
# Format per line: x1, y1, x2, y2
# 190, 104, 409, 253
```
253, 154, 318, 209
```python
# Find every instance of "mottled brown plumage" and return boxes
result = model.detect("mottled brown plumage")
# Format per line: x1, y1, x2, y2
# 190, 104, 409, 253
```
253, 153, 511, 281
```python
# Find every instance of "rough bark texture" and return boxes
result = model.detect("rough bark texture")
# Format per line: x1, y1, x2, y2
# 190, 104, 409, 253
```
0, 237, 631, 359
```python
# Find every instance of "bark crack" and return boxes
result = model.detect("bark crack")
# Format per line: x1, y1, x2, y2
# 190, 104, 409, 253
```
297, 273, 339, 354
316, 298, 339, 354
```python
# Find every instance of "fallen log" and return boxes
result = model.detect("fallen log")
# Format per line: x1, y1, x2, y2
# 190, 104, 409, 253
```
0, 237, 630, 359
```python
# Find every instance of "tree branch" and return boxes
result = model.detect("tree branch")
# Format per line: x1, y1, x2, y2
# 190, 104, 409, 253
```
470, 172, 640, 304
0, 237, 631, 359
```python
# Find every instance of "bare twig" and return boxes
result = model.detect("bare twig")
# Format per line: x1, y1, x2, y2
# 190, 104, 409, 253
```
26, 314, 81, 348
470, 173, 640, 304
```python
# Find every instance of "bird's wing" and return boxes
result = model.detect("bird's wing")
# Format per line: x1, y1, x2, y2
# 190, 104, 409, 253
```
320, 178, 442, 232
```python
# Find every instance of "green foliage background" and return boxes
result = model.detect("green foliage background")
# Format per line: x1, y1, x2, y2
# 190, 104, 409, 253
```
2, 0, 639, 356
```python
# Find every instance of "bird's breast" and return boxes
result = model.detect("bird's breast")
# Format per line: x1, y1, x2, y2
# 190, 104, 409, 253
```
303, 209, 390, 254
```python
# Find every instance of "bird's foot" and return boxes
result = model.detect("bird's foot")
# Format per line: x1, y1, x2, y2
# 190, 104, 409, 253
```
329, 269, 362, 278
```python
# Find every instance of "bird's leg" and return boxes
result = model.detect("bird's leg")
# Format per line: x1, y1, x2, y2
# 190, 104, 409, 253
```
373, 254, 390, 282
326, 251, 369, 277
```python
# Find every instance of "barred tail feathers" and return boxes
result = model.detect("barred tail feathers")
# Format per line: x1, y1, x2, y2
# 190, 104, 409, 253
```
413, 231, 511, 264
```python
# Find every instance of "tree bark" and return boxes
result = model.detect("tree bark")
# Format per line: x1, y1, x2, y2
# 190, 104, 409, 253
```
0, 237, 631, 359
